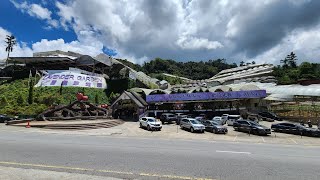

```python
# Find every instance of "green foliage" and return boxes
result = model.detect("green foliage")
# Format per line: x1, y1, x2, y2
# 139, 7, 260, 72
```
0, 96, 8, 107
28, 79, 34, 104
95, 94, 99, 104
141, 58, 236, 80
17, 93, 24, 105
0, 78, 111, 116
274, 52, 320, 84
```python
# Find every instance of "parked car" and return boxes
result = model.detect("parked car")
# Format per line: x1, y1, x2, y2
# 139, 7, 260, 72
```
212, 116, 223, 125
258, 111, 281, 121
202, 120, 228, 134
186, 114, 195, 118
221, 114, 229, 124
180, 118, 205, 133
160, 113, 177, 124
271, 122, 320, 137
247, 114, 260, 122
175, 113, 187, 125
139, 117, 162, 131
195, 116, 206, 123
233, 120, 271, 135
0, 114, 13, 123
226, 115, 242, 126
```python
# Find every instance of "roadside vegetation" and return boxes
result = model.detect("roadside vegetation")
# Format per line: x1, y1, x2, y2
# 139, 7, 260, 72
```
273, 52, 320, 85
0, 79, 114, 117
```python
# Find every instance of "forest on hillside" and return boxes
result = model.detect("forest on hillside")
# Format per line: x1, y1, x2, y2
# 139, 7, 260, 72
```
117, 58, 238, 80
272, 52, 320, 85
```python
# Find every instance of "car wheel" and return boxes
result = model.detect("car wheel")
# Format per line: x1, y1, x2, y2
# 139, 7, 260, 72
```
147, 125, 151, 131
190, 127, 194, 133
252, 130, 258, 135
212, 128, 216, 134
139, 123, 143, 128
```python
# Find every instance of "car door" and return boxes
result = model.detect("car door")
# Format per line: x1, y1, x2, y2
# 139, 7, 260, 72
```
186, 120, 192, 129
241, 121, 251, 132
141, 118, 147, 127
180, 119, 186, 128
203, 121, 211, 131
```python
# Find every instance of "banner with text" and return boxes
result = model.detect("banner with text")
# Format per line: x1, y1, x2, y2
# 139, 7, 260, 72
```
35, 71, 107, 89
146, 90, 267, 103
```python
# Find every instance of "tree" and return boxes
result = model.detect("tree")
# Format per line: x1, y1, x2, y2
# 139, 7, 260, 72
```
5, 35, 16, 66
251, 61, 256, 65
28, 79, 34, 104
240, 61, 245, 66
0, 96, 8, 107
95, 94, 99, 104
17, 93, 24, 105
286, 52, 297, 68
280, 58, 289, 68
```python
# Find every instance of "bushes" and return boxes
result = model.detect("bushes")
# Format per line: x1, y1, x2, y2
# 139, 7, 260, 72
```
0, 78, 111, 116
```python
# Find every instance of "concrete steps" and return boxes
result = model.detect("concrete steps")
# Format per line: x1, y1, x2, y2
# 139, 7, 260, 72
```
40, 120, 124, 130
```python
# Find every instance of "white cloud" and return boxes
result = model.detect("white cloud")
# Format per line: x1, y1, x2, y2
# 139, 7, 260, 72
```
0, 27, 33, 62
9, 0, 320, 64
10, 0, 58, 28
0, 27, 103, 62
176, 36, 223, 50
246, 25, 320, 64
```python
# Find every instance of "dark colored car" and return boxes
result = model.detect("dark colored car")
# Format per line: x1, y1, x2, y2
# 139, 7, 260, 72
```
271, 122, 320, 137
160, 113, 177, 124
202, 120, 228, 134
233, 120, 271, 135
258, 112, 281, 121
0, 114, 13, 123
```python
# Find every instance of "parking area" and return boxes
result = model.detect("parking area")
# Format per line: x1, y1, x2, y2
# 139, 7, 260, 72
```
113, 121, 320, 146
1, 120, 319, 146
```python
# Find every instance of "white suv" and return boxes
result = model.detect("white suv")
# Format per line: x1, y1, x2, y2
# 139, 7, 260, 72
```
226, 115, 242, 126
139, 117, 162, 131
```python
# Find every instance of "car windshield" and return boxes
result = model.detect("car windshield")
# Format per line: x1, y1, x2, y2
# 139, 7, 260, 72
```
249, 121, 260, 126
148, 119, 155, 122
229, 116, 240, 120
211, 121, 219, 125
190, 120, 201, 124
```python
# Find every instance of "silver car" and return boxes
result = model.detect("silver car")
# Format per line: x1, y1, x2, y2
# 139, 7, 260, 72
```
139, 117, 162, 131
180, 118, 205, 133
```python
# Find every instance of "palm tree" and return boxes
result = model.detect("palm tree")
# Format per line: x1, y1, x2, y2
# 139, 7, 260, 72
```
5, 35, 16, 66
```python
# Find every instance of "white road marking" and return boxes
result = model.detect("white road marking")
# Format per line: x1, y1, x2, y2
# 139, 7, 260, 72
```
216, 150, 251, 154
290, 138, 298, 144
261, 137, 266, 143
233, 136, 237, 141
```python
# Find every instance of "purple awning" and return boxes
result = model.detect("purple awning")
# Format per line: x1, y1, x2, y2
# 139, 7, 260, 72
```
146, 90, 267, 103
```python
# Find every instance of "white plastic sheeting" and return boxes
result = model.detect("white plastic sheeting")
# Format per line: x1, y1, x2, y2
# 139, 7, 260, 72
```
233, 82, 320, 97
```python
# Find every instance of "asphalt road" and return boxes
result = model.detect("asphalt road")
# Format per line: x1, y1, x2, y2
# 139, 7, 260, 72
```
0, 130, 319, 180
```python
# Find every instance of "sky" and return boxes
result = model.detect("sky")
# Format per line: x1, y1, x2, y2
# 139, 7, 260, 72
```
1, 0, 320, 65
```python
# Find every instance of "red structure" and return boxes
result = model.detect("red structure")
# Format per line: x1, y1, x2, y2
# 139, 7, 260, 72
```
76, 92, 89, 101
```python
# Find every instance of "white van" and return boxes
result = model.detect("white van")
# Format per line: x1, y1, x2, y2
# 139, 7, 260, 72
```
226, 115, 242, 126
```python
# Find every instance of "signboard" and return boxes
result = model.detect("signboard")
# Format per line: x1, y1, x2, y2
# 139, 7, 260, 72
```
35, 71, 107, 89
146, 90, 267, 103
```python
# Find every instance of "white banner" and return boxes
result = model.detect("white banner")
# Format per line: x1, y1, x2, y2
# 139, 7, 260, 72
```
35, 71, 107, 89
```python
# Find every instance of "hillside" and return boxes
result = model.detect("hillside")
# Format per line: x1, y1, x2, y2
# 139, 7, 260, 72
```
117, 58, 237, 80
0, 79, 113, 117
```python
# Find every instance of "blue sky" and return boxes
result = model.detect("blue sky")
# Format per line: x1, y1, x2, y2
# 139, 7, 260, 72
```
1, 0, 320, 64
0, 0, 77, 45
